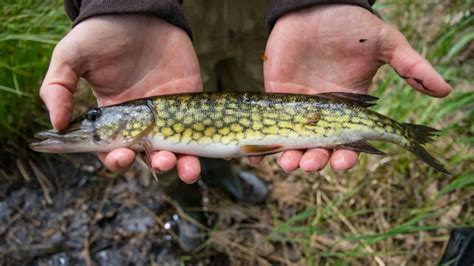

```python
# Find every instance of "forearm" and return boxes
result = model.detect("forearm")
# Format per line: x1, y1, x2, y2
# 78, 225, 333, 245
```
266, 0, 375, 31
64, 0, 192, 38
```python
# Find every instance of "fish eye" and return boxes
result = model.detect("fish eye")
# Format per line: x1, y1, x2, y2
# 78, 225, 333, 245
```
86, 108, 101, 121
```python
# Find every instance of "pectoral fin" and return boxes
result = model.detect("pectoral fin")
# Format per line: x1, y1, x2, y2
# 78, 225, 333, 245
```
337, 141, 385, 155
141, 140, 159, 182
241, 144, 282, 155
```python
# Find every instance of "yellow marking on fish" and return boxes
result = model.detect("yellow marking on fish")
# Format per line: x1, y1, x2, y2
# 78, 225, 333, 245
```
219, 127, 230, 135
361, 119, 374, 127
265, 113, 278, 119
240, 118, 251, 127
212, 134, 221, 142
340, 114, 350, 123
252, 123, 263, 130
156, 119, 166, 127
251, 114, 261, 121
182, 128, 193, 141
173, 123, 185, 133
280, 114, 292, 121
174, 112, 184, 120
167, 135, 181, 143
346, 123, 365, 131
231, 123, 243, 132
294, 116, 307, 124
204, 127, 216, 137
198, 136, 212, 145
351, 116, 362, 123
131, 130, 141, 137
278, 128, 291, 135
317, 120, 330, 128
193, 113, 204, 121
324, 115, 347, 123
321, 109, 332, 115
221, 133, 236, 144
278, 121, 292, 129
236, 132, 245, 140
193, 123, 204, 131
162, 127, 174, 137
263, 125, 279, 135
223, 116, 235, 124
263, 119, 276, 126
183, 116, 193, 125
192, 132, 203, 140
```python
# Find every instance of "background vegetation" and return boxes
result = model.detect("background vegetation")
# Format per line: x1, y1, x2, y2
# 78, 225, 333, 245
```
0, 0, 69, 150
0, 0, 472, 264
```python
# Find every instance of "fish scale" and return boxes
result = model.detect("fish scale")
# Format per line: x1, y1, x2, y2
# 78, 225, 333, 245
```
150, 93, 391, 146
30, 92, 450, 174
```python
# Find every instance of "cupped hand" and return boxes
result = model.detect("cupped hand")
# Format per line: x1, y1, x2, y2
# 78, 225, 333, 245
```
261, 4, 451, 173
40, 15, 202, 183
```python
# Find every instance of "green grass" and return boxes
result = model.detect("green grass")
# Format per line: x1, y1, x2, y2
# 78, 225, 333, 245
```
0, 0, 69, 148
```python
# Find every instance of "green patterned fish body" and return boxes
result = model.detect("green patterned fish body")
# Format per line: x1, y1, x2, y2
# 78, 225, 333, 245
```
30, 92, 449, 174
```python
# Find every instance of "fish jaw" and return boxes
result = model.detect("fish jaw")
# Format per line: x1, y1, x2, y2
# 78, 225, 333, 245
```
29, 129, 129, 153
30, 129, 106, 153
29, 139, 100, 153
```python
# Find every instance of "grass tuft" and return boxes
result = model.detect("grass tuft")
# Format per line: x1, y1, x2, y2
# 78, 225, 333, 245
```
0, 0, 69, 148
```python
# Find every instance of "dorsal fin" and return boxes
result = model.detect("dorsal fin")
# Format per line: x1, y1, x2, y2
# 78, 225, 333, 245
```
318, 92, 378, 108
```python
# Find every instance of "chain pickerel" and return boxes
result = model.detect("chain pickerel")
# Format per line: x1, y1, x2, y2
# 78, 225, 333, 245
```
30, 92, 450, 174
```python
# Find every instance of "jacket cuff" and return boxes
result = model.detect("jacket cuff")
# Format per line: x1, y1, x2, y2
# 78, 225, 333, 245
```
64, 0, 193, 39
266, 0, 375, 31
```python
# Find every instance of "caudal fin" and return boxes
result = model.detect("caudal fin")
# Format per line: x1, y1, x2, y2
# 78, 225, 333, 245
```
403, 123, 451, 174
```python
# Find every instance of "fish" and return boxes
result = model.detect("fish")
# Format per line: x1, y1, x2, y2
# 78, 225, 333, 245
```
30, 92, 450, 174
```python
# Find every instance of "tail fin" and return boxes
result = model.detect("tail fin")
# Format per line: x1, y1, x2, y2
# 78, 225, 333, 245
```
403, 123, 451, 174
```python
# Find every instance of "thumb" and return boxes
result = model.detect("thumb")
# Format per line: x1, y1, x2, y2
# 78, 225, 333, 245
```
39, 44, 80, 130
380, 26, 451, 98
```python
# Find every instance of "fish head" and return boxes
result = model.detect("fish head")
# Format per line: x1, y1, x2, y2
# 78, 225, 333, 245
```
30, 102, 155, 153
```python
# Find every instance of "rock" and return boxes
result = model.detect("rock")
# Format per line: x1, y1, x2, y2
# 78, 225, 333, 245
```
93, 249, 125, 266
117, 207, 155, 234
35, 252, 77, 266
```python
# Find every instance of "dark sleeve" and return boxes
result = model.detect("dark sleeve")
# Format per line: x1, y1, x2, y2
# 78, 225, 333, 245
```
266, 0, 375, 31
64, 0, 192, 39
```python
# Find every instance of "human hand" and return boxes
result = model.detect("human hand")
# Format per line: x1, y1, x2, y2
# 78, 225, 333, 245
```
40, 15, 203, 183
259, 4, 451, 172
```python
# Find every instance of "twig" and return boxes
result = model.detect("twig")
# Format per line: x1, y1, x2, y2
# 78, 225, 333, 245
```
28, 160, 53, 205
81, 237, 92, 266
0, 207, 25, 235
16, 159, 31, 183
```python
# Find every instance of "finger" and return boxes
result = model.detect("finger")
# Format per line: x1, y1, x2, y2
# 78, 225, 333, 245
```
248, 156, 264, 165
382, 26, 451, 97
330, 149, 359, 171
299, 148, 331, 172
97, 148, 135, 172
176, 155, 201, 184
278, 150, 304, 173
151, 150, 177, 172
39, 46, 80, 130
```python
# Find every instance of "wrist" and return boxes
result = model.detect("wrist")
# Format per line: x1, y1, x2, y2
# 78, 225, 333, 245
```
64, 0, 193, 39
266, 0, 375, 31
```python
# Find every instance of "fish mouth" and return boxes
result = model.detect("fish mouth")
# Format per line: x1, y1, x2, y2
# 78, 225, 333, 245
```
30, 129, 93, 153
